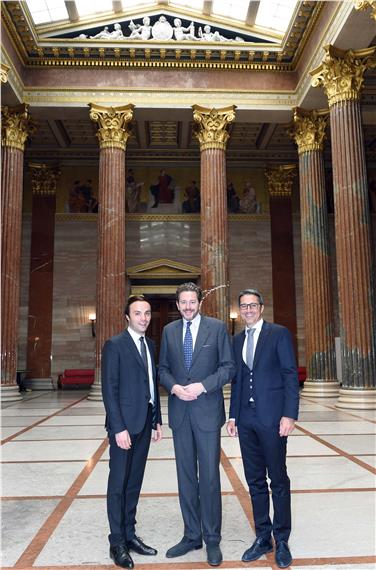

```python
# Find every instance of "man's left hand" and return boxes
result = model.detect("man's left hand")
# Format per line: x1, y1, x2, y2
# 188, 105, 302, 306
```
279, 416, 295, 436
184, 382, 205, 398
152, 423, 162, 442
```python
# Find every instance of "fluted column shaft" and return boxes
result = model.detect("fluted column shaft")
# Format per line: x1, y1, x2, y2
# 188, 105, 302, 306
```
330, 100, 375, 392
200, 147, 228, 320
291, 108, 338, 396
311, 45, 376, 408
192, 105, 236, 323
26, 164, 59, 385
89, 103, 134, 400
1, 105, 34, 401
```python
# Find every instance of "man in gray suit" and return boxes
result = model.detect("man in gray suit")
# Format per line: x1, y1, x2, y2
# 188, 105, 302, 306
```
159, 282, 235, 567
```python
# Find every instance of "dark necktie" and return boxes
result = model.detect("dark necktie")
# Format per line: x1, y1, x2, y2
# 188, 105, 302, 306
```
246, 328, 256, 370
183, 321, 193, 370
139, 336, 148, 372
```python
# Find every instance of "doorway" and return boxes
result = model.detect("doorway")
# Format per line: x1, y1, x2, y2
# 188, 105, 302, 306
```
148, 296, 180, 358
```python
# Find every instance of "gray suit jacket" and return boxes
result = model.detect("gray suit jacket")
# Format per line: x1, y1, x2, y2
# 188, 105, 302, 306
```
159, 315, 235, 431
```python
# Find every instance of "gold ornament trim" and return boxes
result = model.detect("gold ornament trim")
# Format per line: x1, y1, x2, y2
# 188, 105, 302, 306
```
310, 44, 376, 107
29, 162, 60, 195
192, 105, 236, 151
354, 0, 376, 20
55, 213, 269, 222
1, 63, 10, 83
89, 103, 134, 150
266, 164, 296, 197
290, 107, 329, 154
1, 104, 36, 151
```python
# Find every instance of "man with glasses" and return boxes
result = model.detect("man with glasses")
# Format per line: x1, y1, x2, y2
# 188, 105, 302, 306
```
227, 289, 299, 569
159, 282, 235, 567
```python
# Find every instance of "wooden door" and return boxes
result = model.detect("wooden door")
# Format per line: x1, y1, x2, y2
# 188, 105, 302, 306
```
148, 297, 180, 359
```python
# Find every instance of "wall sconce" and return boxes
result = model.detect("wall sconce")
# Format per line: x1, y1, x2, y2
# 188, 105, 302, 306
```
230, 311, 238, 336
89, 313, 96, 338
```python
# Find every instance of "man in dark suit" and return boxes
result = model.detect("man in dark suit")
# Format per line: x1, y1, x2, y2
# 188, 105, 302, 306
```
227, 288, 299, 569
159, 282, 235, 567
102, 295, 162, 569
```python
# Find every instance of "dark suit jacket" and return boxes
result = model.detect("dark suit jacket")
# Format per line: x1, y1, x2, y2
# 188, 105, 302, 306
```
159, 315, 235, 432
101, 329, 162, 435
229, 321, 299, 427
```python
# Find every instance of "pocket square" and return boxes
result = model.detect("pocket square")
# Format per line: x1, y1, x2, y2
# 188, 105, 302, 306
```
202, 344, 211, 347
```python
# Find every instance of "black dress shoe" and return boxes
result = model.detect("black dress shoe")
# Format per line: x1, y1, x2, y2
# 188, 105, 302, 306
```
109, 545, 134, 569
127, 536, 157, 556
242, 537, 273, 562
166, 537, 203, 558
275, 541, 292, 568
207, 543, 223, 566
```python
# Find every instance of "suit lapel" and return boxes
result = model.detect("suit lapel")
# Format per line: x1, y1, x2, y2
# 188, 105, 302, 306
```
253, 321, 271, 367
123, 329, 145, 371
191, 316, 210, 367
173, 319, 186, 369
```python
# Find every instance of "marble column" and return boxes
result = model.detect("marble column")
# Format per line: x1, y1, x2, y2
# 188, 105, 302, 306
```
88, 103, 134, 401
311, 45, 376, 408
26, 163, 60, 390
291, 108, 338, 396
1, 104, 34, 402
266, 165, 298, 356
192, 104, 236, 323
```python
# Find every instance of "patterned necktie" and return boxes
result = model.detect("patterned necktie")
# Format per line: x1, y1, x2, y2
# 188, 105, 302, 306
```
246, 328, 256, 370
183, 321, 193, 370
139, 336, 148, 372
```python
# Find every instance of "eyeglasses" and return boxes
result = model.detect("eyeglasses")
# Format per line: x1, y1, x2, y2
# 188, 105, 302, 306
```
239, 303, 261, 311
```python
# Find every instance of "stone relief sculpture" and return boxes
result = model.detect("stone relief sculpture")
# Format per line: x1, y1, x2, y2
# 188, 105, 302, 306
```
76, 15, 247, 42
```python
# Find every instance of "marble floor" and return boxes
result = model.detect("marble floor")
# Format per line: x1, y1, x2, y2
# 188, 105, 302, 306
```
1, 389, 375, 570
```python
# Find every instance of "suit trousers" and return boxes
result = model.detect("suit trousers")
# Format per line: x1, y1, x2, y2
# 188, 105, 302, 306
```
238, 405, 291, 542
172, 406, 222, 544
107, 405, 152, 546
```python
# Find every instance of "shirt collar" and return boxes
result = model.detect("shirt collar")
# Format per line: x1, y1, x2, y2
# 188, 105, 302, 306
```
127, 326, 145, 343
245, 318, 263, 335
183, 313, 201, 328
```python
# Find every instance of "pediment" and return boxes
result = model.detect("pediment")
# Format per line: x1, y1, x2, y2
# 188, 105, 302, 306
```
42, 10, 278, 45
128, 258, 200, 279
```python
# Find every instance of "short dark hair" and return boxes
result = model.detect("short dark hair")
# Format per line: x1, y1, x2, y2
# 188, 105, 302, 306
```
176, 282, 202, 302
124, 295, 150, 317
238, 288, 264, 306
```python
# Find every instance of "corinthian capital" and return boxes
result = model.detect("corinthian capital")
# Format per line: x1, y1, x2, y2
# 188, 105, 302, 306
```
1, 104, 35, 151
266, 165, 296, 197
89, 103, 134, 150
29, 163, 61, 195
192, 105, 236, 151
354, 0, 376, 20
310, 45, 376, 107
290, 107, 329, 154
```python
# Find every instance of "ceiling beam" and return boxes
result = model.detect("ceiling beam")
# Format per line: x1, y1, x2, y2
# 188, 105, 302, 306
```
64, 1, 79, 22
255, 123, 277, 150
203, 1, 213, 16
48, 120, 71, 148
246, 1, 260, 26
112, 1, 123, 12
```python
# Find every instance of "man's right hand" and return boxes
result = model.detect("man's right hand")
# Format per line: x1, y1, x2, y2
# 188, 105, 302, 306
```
171, 384, 197, 401
115, 429, 131, 449
226, 420, 238, 437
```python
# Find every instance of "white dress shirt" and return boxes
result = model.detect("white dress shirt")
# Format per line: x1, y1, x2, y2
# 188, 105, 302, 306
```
127, 326, 155, 405
242, 318, 264, 364
182, 313, 201, 349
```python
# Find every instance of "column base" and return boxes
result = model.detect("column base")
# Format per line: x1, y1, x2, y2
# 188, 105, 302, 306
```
301, 380, 339, 398
336, 388, 376, 410
87, 382, 103, 401
1, 384, 23, 402
223, 384, 231, 400
30, 378, 55, 391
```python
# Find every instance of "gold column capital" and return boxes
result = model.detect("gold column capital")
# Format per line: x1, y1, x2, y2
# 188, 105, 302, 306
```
310, 44, 376, 107
1, 104, 36, 151
354, 0, 376, 20
290, 107, 329, 154
89, 103, 134, 150
266, 165, 297, 197
29, 163, 61, 195
1, 63, 10, 83
192, 105, 236, 151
